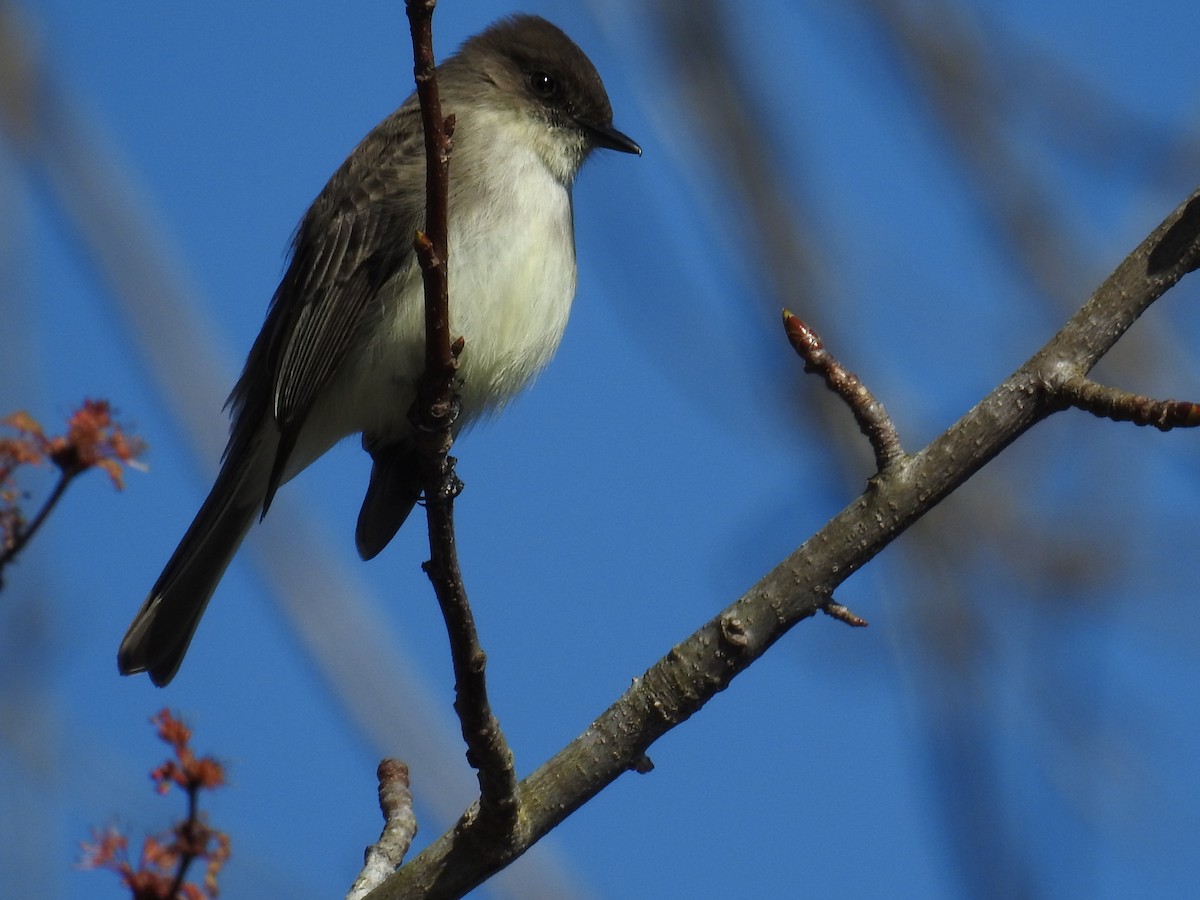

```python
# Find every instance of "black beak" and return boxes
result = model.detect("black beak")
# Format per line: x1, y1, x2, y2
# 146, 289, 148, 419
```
580, 118, 642, 155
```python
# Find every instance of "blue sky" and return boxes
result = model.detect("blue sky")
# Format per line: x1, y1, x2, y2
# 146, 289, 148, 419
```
4, 2, 1200, 898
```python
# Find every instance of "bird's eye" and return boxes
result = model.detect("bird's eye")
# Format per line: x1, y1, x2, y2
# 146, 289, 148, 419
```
529, 71, 557, 97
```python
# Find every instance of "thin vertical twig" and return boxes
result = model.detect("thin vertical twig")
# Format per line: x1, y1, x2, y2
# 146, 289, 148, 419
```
403, 0, 519, 829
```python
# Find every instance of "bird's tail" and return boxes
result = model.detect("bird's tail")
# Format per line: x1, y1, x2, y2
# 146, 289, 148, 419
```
355, 438, 421, 560
118, 456, 260, 686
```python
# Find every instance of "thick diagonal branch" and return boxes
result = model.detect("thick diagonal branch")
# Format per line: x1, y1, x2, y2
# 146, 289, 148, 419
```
368, 184, 1200, 899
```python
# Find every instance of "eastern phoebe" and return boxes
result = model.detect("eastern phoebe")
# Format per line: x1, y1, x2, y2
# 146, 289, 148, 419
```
118, 15, 640, 685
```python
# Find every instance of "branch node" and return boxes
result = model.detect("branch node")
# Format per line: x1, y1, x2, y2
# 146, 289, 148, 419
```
718, 613, 749, 650
630, 754, 655, 775
412, 229, 442, 271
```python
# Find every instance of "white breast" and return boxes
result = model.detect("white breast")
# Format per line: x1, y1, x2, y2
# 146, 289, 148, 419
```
383, 110, 578, 421
294, 109, 580, 468
449, 153, 577, 416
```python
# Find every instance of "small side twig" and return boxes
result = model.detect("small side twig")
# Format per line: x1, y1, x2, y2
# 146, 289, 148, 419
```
823, 600, 870, 628
1059, 374, 1200, 431
348, 760, 418, 900
782, 311, 906, 471
404, 0, 519, 829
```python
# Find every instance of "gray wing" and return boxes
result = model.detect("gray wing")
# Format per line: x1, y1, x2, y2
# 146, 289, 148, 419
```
227, 104, 427, 513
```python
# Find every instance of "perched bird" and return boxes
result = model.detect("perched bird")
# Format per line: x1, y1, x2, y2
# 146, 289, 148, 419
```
118, 15, 640, 685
